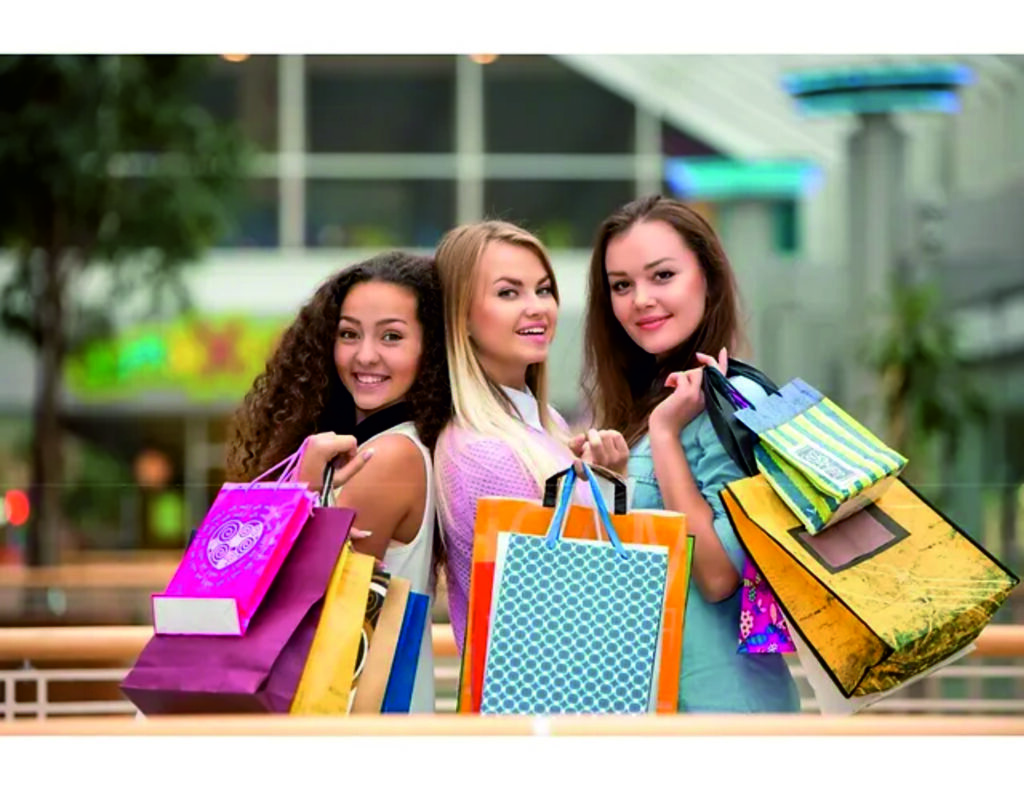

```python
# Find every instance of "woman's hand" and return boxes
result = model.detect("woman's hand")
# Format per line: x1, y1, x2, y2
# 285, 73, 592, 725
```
295, 432, 375, 493
648, 347, 729, 436
695, 347, 729, 376
569, 428, 630, 477
296, 432, 381, 567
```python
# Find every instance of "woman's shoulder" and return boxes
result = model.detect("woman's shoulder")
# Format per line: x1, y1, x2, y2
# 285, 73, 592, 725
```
376, 421, 430, 453
361, 430, 428, 468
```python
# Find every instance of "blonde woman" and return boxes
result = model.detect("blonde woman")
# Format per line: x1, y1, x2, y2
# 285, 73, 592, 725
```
432, 220, 629, 653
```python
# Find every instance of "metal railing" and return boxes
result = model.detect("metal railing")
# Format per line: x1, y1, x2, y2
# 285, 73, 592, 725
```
2, 624, 1023, 721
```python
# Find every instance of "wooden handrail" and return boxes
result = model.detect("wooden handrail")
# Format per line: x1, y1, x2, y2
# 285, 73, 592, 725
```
0, 624, 458, 661
1, 624, 1022, 663
3, 713, 1024, 736
0, 563, 177, 589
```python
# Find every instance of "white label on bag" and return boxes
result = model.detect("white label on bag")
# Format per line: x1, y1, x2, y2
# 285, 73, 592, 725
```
205, 518, 266, 570
791, 443, 859, 487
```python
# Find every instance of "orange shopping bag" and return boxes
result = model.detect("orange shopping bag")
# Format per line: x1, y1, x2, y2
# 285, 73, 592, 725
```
457, 466, 691, 714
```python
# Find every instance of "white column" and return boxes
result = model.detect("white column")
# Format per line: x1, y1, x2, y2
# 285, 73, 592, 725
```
987, 80, 1010, 190
1010, 79, 1024, 172
801, 159, 841, 265
722, 200, 775, 366
845, 113, 907, 433
455, 56, 484, 224
634, 105, 662, 197
278, 55, 306, 248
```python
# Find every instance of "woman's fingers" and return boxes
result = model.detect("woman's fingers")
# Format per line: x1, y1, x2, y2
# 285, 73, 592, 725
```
695, 347, 729, 374
332, 446, 375, 487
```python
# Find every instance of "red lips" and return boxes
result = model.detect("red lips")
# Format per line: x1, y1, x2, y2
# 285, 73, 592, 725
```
636, 315, 670, 331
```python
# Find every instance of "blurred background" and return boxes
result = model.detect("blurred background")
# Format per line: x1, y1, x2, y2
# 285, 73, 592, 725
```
0, 54, 1021, 637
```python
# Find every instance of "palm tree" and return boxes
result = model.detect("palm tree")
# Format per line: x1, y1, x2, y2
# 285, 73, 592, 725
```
866, 281, 988, 488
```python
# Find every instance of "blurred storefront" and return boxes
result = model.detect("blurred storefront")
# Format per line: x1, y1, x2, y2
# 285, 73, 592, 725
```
0, 54, 1022, 571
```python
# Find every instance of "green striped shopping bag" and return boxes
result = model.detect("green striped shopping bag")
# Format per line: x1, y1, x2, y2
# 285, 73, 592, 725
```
734, 379, 907, 534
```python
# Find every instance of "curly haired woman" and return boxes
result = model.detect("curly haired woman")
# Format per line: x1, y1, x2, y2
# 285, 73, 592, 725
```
226, 250, 452, 713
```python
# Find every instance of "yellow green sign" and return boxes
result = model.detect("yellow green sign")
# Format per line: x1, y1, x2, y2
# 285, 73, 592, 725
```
66, 315, 289, 402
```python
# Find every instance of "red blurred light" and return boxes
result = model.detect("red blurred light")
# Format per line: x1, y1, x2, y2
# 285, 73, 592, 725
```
4, 490, 30, 527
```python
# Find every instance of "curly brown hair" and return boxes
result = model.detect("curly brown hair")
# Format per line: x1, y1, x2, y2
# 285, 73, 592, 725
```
226, 250, 452, 481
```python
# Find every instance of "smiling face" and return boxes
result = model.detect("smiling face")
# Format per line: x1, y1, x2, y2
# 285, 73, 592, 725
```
333, 280, 424, 420
604, 219, 708, 357
466, 240, 558, 389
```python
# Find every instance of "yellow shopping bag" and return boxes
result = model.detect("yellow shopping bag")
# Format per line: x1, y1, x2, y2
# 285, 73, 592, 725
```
290, 543, 375, 715
722, 474, 1018, 697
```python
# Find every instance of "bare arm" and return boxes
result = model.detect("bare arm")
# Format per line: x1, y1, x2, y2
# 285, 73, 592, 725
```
648, 425, 740, 602
331, 433, 426, 562
647, 351, 741, 603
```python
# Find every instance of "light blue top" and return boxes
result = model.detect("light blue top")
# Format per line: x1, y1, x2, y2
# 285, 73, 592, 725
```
628, 374, 801, 713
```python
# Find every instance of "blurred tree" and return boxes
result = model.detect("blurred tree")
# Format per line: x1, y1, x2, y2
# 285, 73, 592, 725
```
60, 438, 136, 551
0, 56, 250, 565
866, 281, 989, 479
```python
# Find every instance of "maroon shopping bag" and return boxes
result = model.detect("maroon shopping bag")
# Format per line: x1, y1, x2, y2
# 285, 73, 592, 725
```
121, 472, 355, 715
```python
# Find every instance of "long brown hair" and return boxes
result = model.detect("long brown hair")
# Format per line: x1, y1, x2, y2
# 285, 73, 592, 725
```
582, 195, 745, 447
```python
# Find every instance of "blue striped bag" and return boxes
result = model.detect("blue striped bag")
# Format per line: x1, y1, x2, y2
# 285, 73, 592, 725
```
734, 378, 907, 534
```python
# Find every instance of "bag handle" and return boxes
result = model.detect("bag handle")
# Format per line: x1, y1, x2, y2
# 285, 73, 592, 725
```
277, 437, 311, 484
543, 464, 628, 559
244, 436, 312, 490
542, 465, 628, 515
245, 436, 340, 498
703, 359, 779, 409
704, 365, 753, 409
192, 456, 331, 549
701, 359, 779, 479
318, 460, 337, 508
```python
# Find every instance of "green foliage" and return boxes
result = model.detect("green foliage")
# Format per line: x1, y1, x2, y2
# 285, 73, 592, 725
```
865, 281, 989, 457
0, 55, 252, 350
0, 55, 252, 563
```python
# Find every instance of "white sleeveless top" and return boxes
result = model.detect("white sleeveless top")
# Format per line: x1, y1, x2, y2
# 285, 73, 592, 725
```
371, 420, 436, 713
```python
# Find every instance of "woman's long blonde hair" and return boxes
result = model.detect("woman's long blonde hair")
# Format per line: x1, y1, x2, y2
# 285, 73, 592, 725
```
434, 220, 569, 487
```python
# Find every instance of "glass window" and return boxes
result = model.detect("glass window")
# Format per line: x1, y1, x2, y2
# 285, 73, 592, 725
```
484, 180, 636, 249
193, 55, 279, 151
773, 200, 800, 255
306, 179, 455, 248
484, 56, 634, 154
306, 56, 455, 153
217, 179, 279, 248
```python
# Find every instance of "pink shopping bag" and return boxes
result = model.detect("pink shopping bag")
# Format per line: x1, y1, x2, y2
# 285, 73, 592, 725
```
152, 442, 318, 636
